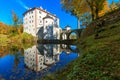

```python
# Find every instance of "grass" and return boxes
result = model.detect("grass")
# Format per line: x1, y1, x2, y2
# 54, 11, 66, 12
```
0, 32, 36, 46
42, 20, 120, 80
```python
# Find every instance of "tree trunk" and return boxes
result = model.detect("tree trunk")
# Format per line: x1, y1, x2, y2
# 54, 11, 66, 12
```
77, 18, 80, 29
95, 8, 99, 19
90, 5, 95, 21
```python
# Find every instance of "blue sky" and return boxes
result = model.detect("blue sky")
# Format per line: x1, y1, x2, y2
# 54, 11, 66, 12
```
0, 0, 119, 29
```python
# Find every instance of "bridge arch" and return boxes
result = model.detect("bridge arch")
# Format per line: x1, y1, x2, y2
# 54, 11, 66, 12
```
67, 31, 79, 40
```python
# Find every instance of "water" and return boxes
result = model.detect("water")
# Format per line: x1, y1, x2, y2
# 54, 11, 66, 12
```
0, 44, 79, 80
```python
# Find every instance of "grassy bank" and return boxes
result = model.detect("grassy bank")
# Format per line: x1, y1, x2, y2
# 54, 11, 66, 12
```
42, 20, 120, 79
0, 32, 36, 46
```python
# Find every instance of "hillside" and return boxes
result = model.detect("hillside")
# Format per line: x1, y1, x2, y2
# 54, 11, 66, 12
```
42, 9, 120, 80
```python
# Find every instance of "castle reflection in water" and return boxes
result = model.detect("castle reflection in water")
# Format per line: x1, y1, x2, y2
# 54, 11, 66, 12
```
24, 44, 78, 72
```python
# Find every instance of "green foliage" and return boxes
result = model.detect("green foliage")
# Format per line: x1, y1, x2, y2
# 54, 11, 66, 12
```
8, 28, 19, 37
86, 0, 106, 20
61, 0, 90, 27
61, 0, 90, 18
61, 0, 106, 21
21, 32, 35, 43
0, 34, 9, 46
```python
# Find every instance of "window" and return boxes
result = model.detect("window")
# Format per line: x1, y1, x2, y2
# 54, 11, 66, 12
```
39, 11, 41, 14
46, 21, 48, 23
31, 11, 33, 14
39, 16, 41, 18
32, 20, 34, 23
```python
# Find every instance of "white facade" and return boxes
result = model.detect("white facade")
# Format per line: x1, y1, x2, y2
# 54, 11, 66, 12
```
24, 45, 47, 72
24, 44, 61, 72
23, 7, 61, 39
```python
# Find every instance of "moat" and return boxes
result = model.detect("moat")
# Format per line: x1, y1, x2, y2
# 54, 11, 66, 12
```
0, 43, 79, 80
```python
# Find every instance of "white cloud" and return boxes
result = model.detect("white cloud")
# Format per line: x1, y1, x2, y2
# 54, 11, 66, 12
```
16, 0, 29, 10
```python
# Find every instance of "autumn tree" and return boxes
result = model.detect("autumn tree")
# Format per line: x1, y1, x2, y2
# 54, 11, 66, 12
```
12, 11, 19, 27
18, 24, 23, 35
98, 1, 110, 17
86, 0, 106, 20
0, 22, 9, 34
110, 1, 119, 11
80, 12, 92, 26
61, 0, 107, 26
61, 0, 90, 29
11, 11, 24, 36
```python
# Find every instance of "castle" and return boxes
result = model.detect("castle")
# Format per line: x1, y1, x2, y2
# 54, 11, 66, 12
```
23, 7, 62, 40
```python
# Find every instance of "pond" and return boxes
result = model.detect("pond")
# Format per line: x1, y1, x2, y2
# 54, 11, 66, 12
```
0, 44, 79, 80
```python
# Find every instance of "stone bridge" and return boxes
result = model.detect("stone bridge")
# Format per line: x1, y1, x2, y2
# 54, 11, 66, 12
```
60, 29, 82, 40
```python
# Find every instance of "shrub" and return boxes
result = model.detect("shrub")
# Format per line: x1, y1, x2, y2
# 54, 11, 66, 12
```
21, 32, 34, 43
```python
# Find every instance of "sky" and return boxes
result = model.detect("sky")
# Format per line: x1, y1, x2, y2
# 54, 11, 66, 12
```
0, 0, 119, 29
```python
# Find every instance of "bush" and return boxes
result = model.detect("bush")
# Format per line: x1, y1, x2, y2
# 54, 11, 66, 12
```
21, 32, 35, 43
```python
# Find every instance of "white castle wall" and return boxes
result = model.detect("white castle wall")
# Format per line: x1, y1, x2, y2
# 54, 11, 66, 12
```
23, 7, 61, 39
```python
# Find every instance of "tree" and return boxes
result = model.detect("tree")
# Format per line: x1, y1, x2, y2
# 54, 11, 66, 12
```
11, 11, 24, 36
18, 24, 23, 35
0, 22, 9, 34
61, 0, 106, 24
61, 0, 90, 29
86, 0, 106, 20
110, 1, 119, 11
99, 1, 110, 17
12, 11, 18, 27
80, 12, 92, 26
85, 0, 95, 20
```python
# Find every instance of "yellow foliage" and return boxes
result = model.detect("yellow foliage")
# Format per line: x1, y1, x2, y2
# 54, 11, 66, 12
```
0, 22, 9, 34
12, 11, 18, 24
99, 1, 110, 17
